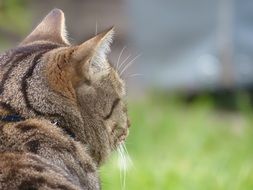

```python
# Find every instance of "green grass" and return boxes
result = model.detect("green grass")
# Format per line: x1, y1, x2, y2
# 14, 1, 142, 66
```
100, 95, 253, 190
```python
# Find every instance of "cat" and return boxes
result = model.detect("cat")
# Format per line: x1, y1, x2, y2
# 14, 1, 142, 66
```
0, 8, 130, 190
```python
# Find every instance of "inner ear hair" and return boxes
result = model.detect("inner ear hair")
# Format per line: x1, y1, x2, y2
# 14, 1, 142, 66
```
72, 27, 114, 75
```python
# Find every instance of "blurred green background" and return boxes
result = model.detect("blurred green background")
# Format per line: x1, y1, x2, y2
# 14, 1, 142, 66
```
1, 0, 253, 189
101, 94, 253, 190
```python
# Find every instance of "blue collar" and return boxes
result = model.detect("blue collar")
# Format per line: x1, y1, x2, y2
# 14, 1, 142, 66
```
0, 114, 25, 122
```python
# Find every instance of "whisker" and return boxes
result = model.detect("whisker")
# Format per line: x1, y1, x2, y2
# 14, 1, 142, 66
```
95, 20, 98, 35
120, 54, 142, 76
123, 143, 133, 166
118, 54, 132, 71
125, 73, 144, 79
118, 143, 129, 190
118, 145, 124, 190
116, 46, 126, 70
122, 145, 127, 190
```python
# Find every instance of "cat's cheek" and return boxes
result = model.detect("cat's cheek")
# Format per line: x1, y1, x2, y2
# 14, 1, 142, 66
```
103, 120, 117, 134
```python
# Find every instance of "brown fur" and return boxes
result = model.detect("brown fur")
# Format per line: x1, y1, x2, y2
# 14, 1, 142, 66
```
0, 9, 129, 190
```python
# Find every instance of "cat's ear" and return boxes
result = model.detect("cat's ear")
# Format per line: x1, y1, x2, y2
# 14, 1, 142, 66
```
20, 9, 69, 46
44, 27, 114, 91
72, 27, 114, 76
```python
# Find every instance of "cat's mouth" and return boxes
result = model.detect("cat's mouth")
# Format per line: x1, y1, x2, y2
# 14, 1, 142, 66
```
118, 130, 129, 143
118, 118, 130, 143
114, 128, 129, 147
110, 118, 130, 148
111, 127, 129, 148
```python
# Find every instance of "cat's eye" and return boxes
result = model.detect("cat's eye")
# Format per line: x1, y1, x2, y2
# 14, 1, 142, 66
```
104, 98, 120, 119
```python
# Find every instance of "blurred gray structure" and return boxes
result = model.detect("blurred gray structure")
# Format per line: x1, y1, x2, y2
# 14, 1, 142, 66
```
127, 0, 253, 92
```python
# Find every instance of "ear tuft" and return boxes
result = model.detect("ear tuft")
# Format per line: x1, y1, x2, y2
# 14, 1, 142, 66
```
20, 8, 69, 46
71, 27, 115, 76
90, 27, 114, 73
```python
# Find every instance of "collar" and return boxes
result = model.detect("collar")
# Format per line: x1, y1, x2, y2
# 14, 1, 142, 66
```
0, 114, 25, 122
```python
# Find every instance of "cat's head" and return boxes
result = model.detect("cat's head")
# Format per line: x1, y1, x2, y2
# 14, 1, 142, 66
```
0, 9, 130, 165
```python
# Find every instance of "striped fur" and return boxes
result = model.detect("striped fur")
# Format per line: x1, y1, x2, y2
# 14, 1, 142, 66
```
0, 9, 129, 190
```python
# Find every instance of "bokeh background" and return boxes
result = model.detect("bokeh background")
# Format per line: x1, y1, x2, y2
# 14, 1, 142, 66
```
1, 0, 253, 189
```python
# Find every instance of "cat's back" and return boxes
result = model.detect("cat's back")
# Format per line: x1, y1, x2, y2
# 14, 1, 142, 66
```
0, 152, 80, 190
0, 118, 99, 190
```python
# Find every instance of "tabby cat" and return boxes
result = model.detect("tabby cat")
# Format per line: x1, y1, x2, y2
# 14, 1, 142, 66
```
0, 9, 130, 190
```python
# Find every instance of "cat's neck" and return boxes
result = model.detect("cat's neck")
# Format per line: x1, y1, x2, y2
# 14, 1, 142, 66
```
0, 101, 110, 167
